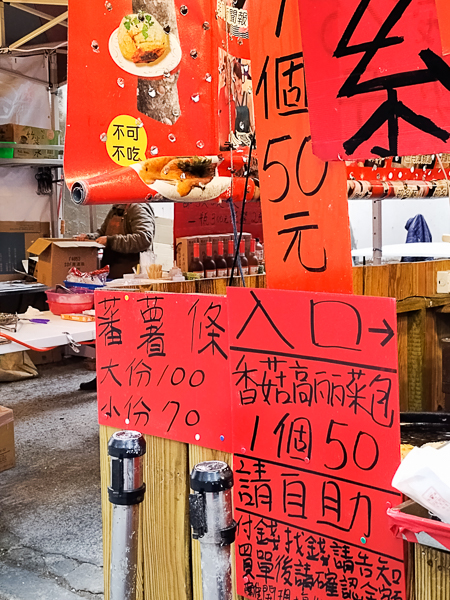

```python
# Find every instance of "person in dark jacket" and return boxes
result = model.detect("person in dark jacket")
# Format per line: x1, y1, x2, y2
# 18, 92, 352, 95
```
75, 203, 155, 279
75, 203, 156, 390
401, 213, 433, 262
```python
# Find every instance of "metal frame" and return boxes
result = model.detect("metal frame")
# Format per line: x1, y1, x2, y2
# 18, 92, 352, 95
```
0, 64, 48, 85
6, 0, 68, 5
0, 0, 68, 54
9, 3, 67, 27
0, 1, 67, 240
8, 10, 67, 50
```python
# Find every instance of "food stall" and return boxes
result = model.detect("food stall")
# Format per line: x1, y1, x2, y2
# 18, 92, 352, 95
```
62, 0, 450, 598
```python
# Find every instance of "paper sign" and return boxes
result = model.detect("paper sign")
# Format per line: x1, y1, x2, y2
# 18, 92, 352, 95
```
95, 290, 232, 451
64, 0, 258, 205
298, 0, 450, 161
435, 0, 450, 56
227, 287, 405, 599
247, 0, 353, 293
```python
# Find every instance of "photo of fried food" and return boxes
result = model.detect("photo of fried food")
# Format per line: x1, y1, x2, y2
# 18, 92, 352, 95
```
118, 11, 170, 64
137, 156, 217, 197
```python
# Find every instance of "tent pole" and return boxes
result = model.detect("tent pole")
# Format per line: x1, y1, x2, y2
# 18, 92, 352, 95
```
372, 198, 383, 265
48, 52, 60, 237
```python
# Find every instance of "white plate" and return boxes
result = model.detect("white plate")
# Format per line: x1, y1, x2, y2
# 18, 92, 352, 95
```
108, 28, 182, 79
148, 177, 232, 202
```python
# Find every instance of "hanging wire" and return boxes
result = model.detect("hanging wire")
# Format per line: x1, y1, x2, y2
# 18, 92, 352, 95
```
228, 199, 245, 283
228, 133, 255, 286
223, 11, 244, 287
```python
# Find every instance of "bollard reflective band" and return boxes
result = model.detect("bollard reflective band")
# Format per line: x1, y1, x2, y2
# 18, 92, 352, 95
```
190, 461, 233, 493
189, 493, 207, 539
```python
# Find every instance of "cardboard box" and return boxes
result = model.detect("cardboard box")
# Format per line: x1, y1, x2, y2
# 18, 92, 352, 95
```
176, 236, 198, 273
27, 239, 102, 287
0, 406, 15, 474
0, 124, 60, 159
0, 221, 50, 281
27, 347, 64, 366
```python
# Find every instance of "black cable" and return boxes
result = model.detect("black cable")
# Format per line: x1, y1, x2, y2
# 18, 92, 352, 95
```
228, 199, 245, 284
228, 134, 255, 286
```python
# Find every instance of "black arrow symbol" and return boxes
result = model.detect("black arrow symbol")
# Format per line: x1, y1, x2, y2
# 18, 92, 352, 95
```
368, 319, 394, 347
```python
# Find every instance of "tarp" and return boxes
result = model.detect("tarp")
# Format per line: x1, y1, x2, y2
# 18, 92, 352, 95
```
0, 54, 52, 129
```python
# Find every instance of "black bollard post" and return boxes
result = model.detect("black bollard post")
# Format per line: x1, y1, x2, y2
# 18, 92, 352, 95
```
108, 431, 146, 600
189, 461, 237, 600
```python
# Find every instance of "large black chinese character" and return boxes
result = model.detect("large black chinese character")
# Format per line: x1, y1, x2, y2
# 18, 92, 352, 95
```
100, 359, 122, 386
236, 290, 294, 348
198, 302, 228, 360
98, 297, 122, 346
112, 124, 125, 139
278, 212, 326, 272
334, 0, 450, 157
275, 53, 307, 117
137, 296, 165, 357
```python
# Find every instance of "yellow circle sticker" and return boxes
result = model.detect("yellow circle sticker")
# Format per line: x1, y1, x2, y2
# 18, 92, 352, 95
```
106, 115, 147, 166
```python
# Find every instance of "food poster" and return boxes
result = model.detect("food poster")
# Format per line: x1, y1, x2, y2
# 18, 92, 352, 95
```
228, 287, 406, 600
297, 0, 450, 161
65, 0, 258, 205
174, 0, 259, 239
247, 0, 353, 293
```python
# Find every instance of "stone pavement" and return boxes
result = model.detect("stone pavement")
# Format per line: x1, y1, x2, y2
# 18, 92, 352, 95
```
0, 360, 104, 599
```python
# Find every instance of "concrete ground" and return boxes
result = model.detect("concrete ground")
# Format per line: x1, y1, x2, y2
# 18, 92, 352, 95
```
0, 359, 104, 600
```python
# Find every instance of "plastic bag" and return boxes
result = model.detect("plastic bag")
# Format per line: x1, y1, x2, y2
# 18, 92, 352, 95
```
392, 443, 450, 523
140, 249, 162, 279
66, 266, 109, 286
0, 351, 38, 382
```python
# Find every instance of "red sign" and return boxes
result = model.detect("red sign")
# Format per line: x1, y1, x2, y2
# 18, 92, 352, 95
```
298, 0, 450, 161
95, 290, 232, 451
435, 0, 450, 56
227, 287, 405, 599
64, 0, 258, 205
247, 0, 353, 293
174, 199, 263, 242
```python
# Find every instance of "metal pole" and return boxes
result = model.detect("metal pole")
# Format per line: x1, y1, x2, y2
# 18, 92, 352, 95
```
89, 205, 97, 233
189, 461, 236, 600
108, 431, 146, 600
48, 52, 60, 237
372, 198, 383, 265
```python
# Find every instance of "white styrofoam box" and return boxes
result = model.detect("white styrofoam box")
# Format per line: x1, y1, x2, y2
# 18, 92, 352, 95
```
437, 271, 450, 293
154, 242, 174, 272
154, 216, 174, 245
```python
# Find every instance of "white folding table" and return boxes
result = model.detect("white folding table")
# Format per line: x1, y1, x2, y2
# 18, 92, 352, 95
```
0, 311, 96, 355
